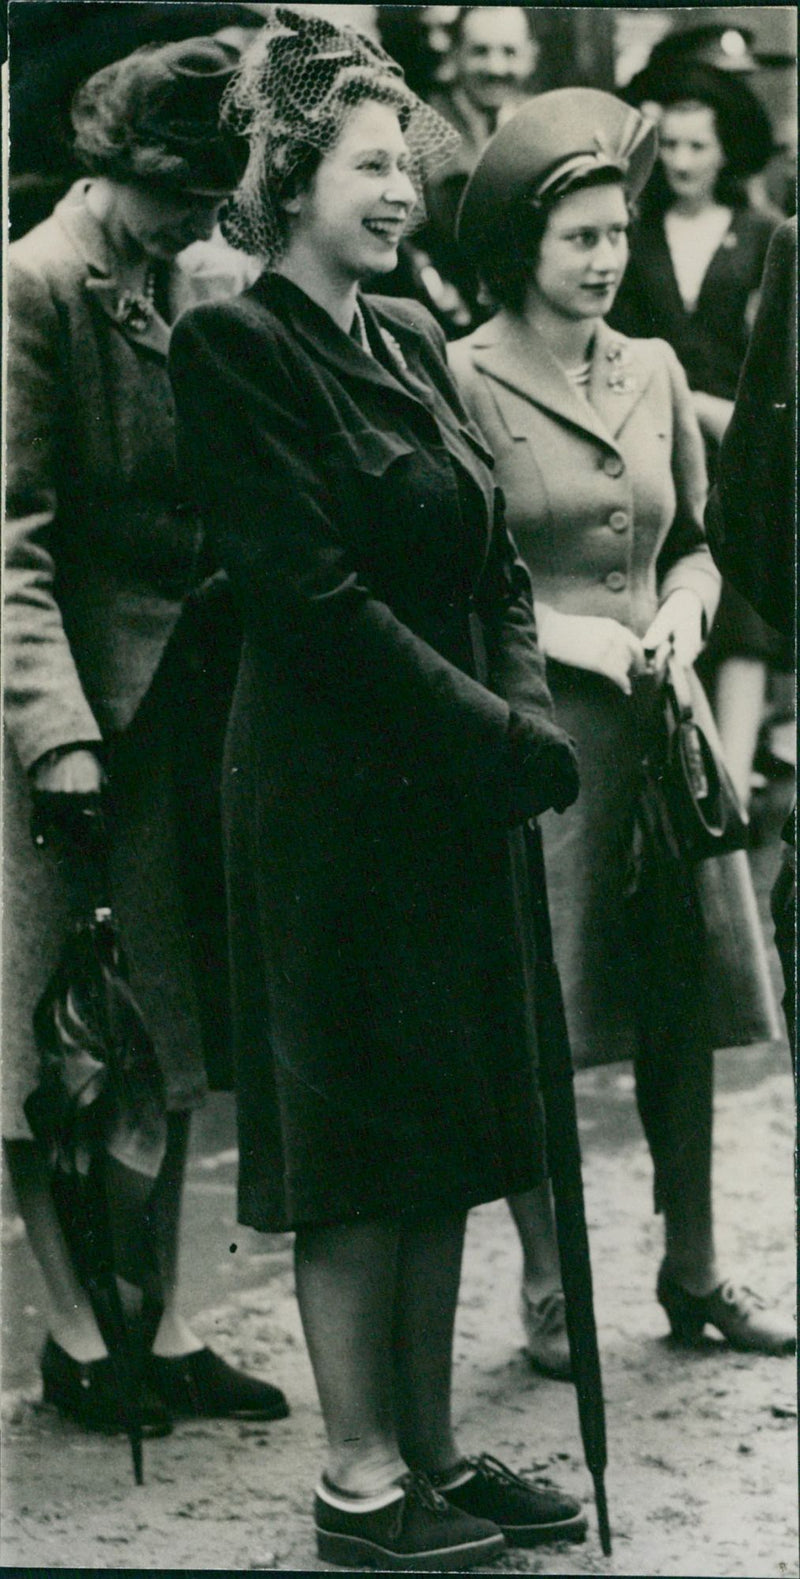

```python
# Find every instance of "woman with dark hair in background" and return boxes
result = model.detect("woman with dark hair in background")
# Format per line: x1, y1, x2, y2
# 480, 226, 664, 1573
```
4, 36, 287, 1437
450, 88, 792, 1378
169, 10, 589, 1568
610, 63, 785, 808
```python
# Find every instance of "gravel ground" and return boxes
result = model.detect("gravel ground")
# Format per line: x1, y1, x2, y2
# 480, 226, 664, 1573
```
1, 1044, 796, 1576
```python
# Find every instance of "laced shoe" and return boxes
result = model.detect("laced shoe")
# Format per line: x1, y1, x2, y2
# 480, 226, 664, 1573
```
520, 1286, 572, 1380
657, 1264, 796, 1355
314, 1468, 506, 1570
431, 1454, 587, 1548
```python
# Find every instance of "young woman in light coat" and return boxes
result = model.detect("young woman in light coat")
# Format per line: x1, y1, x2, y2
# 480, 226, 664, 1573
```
449, 89, 791, 1376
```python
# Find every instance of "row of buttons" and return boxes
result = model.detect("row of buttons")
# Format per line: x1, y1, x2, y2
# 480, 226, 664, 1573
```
601, 451, 627, 591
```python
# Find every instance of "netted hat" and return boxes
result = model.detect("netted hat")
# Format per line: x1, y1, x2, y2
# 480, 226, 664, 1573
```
71, 36, 250, 195
220, 5, 460, 261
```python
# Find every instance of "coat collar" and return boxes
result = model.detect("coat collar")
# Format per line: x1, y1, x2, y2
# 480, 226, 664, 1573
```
464, 311, 653, 445
252, 271, 435, 409
53, 180, 193, 359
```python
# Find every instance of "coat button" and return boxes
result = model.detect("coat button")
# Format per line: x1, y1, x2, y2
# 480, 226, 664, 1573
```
608, 509, 629, 532
602, 453, 624, 477
605, 570, 627, 591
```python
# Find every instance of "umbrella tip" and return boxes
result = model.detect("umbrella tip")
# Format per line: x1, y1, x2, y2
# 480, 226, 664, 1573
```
593, 1473, 612, 1557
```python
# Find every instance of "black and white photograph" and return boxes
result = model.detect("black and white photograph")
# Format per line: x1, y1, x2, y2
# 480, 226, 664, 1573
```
1, 3, 797, 1572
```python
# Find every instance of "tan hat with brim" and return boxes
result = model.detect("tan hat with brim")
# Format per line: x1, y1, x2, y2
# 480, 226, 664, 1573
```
456, 87, 658, 260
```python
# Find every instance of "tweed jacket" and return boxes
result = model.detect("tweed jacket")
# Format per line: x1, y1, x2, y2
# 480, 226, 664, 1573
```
4, 181, 248, 772
447, 314, 721, 641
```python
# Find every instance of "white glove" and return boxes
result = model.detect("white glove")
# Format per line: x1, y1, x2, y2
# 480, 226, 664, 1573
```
536, 604, 647, 697
642, 589, 705, 675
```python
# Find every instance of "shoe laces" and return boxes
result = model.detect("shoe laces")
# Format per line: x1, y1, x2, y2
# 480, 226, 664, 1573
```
462, 1452, 553, 1494
390, 1471, 451, 1536
718, 1282, 768, 1313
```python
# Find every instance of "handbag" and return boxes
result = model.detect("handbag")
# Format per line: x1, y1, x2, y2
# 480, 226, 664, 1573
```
624, 659, 781, 1051
658, 654, 749, 862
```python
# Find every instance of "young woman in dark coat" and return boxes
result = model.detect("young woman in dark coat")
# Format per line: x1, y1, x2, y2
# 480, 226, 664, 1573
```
169, 9, 586, 1569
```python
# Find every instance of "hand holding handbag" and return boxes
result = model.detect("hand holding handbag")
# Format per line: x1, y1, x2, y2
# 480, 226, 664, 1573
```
659, 652, 749, 861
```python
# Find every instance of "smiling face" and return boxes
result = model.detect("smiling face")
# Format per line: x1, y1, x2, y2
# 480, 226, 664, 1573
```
454, 7, 538, 115
283, 100, 417, 286
658, 102, 726, 207
529, 182, 630, 323
110, 182, 225, 260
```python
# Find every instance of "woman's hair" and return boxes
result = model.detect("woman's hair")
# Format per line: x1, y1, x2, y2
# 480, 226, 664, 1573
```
639, 66, 774, 217
220, 6, 457, 261
481, 166, 629, 315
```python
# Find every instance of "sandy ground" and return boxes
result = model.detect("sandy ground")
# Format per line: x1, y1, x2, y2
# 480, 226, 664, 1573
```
1, 1039, 796, 1576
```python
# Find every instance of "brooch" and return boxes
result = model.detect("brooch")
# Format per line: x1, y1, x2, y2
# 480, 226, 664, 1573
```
114, 291, 154, 333
605, 340, 636, 394
114, 267, 156, 334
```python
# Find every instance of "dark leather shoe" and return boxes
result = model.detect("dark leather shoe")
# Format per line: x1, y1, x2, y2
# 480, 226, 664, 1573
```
148, 1346, 290, 1420
657, 1265, 796, 1355
41, 1336, 172, 1436
432, 1455, 587, 1548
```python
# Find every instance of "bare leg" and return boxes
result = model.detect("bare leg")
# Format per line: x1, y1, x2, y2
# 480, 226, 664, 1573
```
714, 656, 768, 807
393, 1212, 466, 1476
295, 1217, 406, 1496
3, 1138, 107, 1362
507, 1184, 561, 1300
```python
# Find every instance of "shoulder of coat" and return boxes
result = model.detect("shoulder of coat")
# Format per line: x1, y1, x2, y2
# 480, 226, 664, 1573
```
9, 209, 81, 288
368, 293, 439, 341
177, 237, 260, 299
447, 314, 504, 371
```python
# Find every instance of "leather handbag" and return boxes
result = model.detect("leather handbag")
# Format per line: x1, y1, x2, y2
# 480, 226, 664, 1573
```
659, 655, 749, 862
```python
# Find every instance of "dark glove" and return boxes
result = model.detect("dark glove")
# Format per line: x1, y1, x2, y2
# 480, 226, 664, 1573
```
30, 789, 108, 858
507, 711, 580, 822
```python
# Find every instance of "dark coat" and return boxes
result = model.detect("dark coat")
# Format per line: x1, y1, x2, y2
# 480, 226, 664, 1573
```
611, 204, 784, 668
611, 205, 776, 401
3, 182, 247, 1135
450, 316, 774, 1064
706, 217, 797, 640
169, 274, 555, 1232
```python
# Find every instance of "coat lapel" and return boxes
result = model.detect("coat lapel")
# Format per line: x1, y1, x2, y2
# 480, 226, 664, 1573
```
55, 181, 171, 359
466, 313, 611, 446
254, 272, 430, 408
467, 312, 654, 445
587, 320, 654, 439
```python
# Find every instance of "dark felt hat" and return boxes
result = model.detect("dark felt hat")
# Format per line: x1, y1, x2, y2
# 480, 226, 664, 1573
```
457, 88, 657, 260
623, 61, 775, 178
72, 36, 250, 195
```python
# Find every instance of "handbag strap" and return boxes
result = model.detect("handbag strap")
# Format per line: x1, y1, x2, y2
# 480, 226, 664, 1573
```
664, 653, 694, 721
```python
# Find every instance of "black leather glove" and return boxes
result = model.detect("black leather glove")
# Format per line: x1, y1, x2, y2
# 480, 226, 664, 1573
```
507, 710, 580, 822
30, 789, 108, 857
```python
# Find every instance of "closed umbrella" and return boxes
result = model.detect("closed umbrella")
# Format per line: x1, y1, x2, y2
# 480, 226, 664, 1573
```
509, 817, 612, 1556
24, 792, 167, 1484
